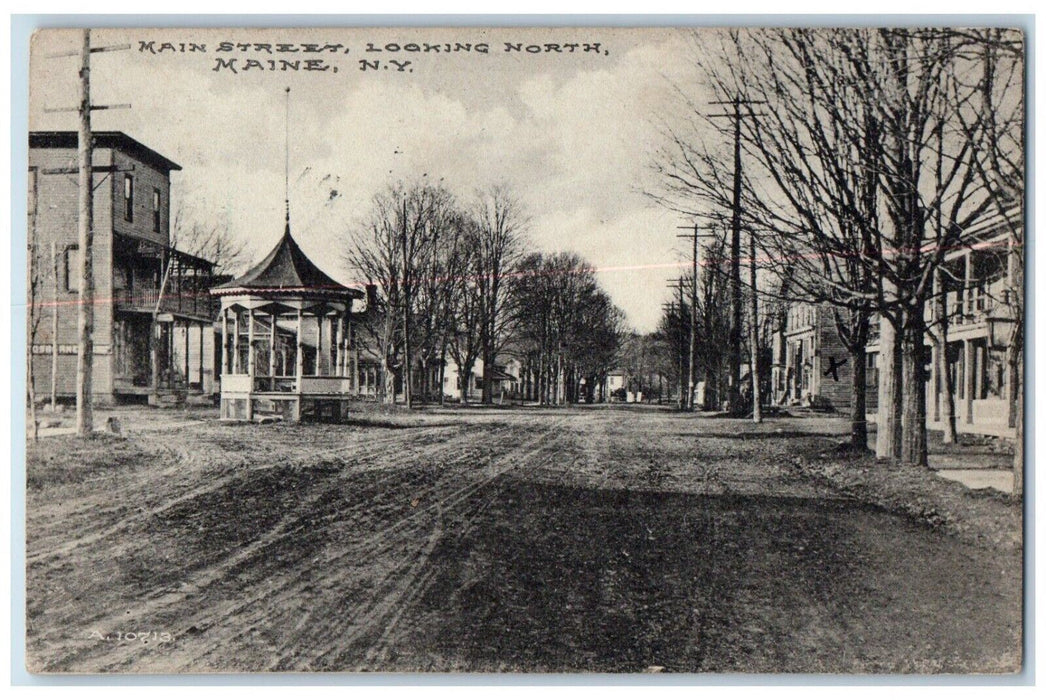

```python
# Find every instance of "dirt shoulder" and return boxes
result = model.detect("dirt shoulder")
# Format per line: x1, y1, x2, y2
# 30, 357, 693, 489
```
781, 435, 1022, 552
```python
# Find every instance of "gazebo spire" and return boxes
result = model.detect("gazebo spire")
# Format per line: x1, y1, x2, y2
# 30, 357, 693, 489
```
211, 85, 361, 299
284, 85, 291, 234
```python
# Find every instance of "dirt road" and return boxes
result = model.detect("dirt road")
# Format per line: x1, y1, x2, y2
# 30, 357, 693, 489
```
25, 405, 1022, 673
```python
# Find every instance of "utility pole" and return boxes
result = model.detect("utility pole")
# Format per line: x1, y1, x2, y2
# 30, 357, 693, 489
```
45, 30, 130, 436
50, 241, 60, 410
75, 30, 94, 437
666, 278, 688, 409
748, 228, 762, 423
677, 223, 717, 412
27, 170, 39, 441
661, 300, 680, 407
709, 96, 765, 416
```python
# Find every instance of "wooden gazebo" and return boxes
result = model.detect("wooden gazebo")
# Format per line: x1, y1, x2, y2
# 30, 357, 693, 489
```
210, 221, 363, 422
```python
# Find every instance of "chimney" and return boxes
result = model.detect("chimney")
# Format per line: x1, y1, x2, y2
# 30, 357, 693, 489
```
366, 283, 378, 310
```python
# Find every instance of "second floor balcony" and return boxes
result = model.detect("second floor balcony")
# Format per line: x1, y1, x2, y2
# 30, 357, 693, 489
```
112, 231, 219, 321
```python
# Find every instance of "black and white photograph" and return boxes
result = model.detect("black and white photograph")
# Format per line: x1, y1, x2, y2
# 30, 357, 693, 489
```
21, 23, 1025, 675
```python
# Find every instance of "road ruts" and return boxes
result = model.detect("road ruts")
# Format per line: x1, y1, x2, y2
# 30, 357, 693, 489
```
357, 421, 570, 669
26, 424, 465, 571
85, 420, 534, 672
32, 423, 504, 673
260, 416, 569, 672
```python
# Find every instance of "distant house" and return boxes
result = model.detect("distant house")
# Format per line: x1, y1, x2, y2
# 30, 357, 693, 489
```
28, 131, 219, 405
442, 357, 521, 402
605, 371, 626, 399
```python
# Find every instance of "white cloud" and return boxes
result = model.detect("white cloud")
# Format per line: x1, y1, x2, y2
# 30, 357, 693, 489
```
30, 27, 700, 332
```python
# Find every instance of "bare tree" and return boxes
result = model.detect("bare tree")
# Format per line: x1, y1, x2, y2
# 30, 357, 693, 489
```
471, 185, 528, 404
345, 181, 453, 405
512, 252, 624, 405
446, 215, 485, 403
171, 205, 249, 276
650, 28, 1021, 463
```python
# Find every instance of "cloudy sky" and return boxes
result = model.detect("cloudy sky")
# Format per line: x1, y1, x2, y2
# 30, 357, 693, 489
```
30, 27, 714, 332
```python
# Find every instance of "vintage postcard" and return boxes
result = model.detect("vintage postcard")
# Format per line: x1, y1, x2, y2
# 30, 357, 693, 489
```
24, 25, 1024, 674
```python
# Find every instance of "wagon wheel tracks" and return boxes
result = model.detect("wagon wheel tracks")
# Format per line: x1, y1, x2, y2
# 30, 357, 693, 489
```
40, 425, 486, 673
262, 418, 567, 671
26, 425, 462, 570
338, 504, 445, 670
155, 423, 527, 671
359, 449, 539, 669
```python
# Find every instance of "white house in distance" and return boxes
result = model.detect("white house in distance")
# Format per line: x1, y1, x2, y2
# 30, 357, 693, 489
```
440, 357, 521, 402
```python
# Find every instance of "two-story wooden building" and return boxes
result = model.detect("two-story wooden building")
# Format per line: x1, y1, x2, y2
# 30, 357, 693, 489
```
28, 131, 219, 405
770, 301, 857, 412
771, 209, 1020, 436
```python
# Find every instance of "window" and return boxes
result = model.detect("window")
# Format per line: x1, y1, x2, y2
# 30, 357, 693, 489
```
64, 245, 80, 293
123, 175, 134, 222
152, 188, 161, 233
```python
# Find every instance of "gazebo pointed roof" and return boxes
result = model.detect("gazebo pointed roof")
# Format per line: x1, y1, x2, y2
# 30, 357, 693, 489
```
212, 221, 362, 299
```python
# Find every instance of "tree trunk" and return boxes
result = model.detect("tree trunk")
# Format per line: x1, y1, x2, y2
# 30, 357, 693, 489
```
749, 230, 761, 422
1013, 350, 1023, 498
876, 314, 902, 460
1011, 233, 1024, 497
900, 308, 928, 466
850, 345, 868, 451
438, 346, 447, 406
460, 359, 475, 404
382, 361, 395, 405
481, 342, 494, 405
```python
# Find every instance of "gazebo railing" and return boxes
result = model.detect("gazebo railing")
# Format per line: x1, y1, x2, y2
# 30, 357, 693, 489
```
229, 375, 353, 394
252, 376, 298, 392
299, 376, 354, 395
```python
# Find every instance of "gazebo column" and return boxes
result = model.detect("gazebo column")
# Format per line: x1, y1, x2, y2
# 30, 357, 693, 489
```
342, 312, 350, 377
316, 312, 324, 376
221, 309, 228, 378
233, 310, 240, 374
246, 307, 255, 421
346, 314, 353, 379
247, 308, 256, 377
269, 311, 277, 388
295, 309, 304, 384
335, 311, 344, 377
